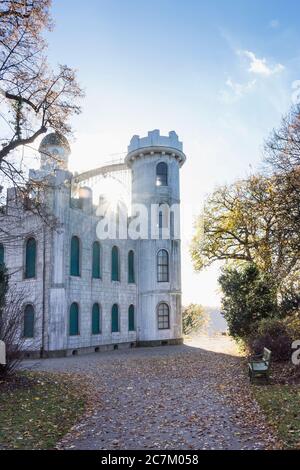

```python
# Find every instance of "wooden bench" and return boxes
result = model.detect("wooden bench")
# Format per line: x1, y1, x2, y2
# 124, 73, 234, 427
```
248, 347, 272, 383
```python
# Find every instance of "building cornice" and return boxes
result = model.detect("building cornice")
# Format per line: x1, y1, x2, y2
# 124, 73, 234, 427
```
125, 146, 186, 167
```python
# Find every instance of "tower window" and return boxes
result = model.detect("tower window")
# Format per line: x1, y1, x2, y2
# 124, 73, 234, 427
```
0, 243, 4, 265
156, 162, 168, 186
69, 302, 79, 336
70, 236, 80, 277
128, 304, 135, 331
92, 303, 101, 335
157, 249, 169, 282
24, 304, 35, 338
128, 250, 135, 283
25, 237, 36, 279
92, 241, 101, 279
111, 246, 120, 281
112, 304, 119, 333
157, 303, 170, 330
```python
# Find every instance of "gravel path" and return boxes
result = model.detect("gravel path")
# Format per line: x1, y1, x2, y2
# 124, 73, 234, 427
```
23, 336, 278, 450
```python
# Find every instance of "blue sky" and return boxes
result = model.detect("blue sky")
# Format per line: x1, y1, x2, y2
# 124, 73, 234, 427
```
44, 0, 300, 306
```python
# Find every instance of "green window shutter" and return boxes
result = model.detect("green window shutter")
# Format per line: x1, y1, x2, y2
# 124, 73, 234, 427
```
70, 236, 80, 276
92, 303, 101, 334
25, 238, 36, 279
111, 246, 119, 281
92, 242, 101, 279
24, 305, 34, 338
0, 244, 4, 265
128, 305, 135, 331
69, 303, 79, 336
128, 250, 135, 283
112, 304, 119, 332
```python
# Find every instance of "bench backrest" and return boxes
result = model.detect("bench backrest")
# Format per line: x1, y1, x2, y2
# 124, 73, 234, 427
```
262, 347, 271, 363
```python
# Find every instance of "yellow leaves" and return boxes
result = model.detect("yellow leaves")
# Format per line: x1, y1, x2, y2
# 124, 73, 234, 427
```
190, 169, 300, 281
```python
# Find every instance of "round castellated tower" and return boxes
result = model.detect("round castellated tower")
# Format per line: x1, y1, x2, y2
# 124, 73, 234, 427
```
39, 132, 71, 172
125, 130, 186, 345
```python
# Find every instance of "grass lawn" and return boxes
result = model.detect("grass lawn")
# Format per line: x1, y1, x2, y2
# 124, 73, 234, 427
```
0, 371, 89, 450
252, 384, 300, 449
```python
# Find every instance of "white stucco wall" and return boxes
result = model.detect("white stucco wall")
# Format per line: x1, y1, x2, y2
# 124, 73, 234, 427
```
0, 130, 185, 355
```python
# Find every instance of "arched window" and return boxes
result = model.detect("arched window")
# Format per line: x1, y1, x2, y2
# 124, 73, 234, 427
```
24, 304, 35, 338
156, 162, 168, 186
25, 237, 36, 279
157, 249, 169, 282
70, 236, 80, 276
128, 250, 135, 283
111, 246, 120, 281
69, 302, 79, 336
157, 303, 170, 330
92, 241, 101, 279
0, 243, 4, 265
92, 303, 101, 335
128, 305, 135, 331
112, 304, 119, 333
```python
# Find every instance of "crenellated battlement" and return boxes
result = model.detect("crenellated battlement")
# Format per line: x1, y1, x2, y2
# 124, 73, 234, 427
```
128, 130, 183, 153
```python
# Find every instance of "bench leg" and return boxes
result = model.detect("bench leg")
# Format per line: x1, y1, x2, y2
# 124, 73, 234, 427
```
266, 372, 270, 384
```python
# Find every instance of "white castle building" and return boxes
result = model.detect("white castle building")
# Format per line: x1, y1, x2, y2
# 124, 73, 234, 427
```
0, 130, 186, 357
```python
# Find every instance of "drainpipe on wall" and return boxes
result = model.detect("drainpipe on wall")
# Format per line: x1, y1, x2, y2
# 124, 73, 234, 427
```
40, 227, 46, 358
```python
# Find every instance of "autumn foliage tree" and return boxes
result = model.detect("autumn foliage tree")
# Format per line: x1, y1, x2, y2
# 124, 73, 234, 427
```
265, 105, 300, 173
0, 0, 83, 196
190, 173, 300, 289
264, 104, 300, 288
190, 105, 300, 343
182, 304, 207, 335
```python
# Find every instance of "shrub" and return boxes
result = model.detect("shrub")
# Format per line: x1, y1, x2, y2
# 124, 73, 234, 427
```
219, 263, 278, 339
284, 312, 300, 341
0, 264, 8, 315
248, 318, 292, 362
256, 318, 287, 337
0, 264, 27, 378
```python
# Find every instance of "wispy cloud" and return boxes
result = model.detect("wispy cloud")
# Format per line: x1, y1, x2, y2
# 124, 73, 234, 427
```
269, 19, 280, 29
226, 78, 256, 96
220, 78, 256, 103
239, 50, 284, 76
220, 48, 285, 104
